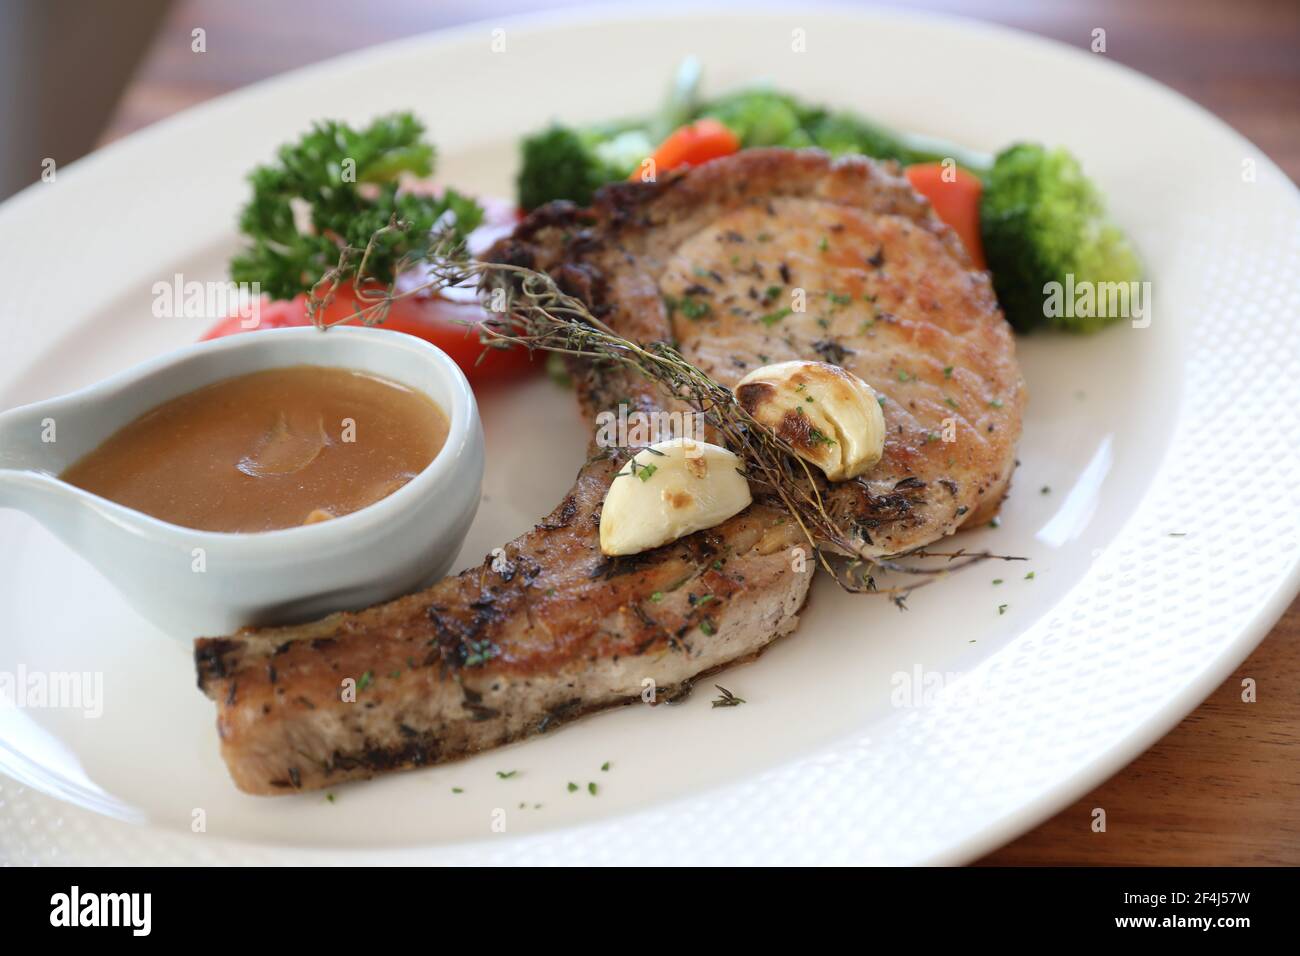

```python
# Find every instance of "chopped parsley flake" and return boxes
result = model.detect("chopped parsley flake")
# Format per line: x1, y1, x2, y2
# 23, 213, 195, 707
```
679, 297, 711, 320
496, 770, 518, 779
463, 639, 498, 667
759, 307, 793, 327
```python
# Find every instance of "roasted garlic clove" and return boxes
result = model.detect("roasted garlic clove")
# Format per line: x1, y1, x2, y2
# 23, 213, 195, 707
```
599, 438, 752, 556
735, 360, 885, 481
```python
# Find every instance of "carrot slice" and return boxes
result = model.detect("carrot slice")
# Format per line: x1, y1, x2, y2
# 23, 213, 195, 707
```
905, 162, 987, 270
629, 118, 741, 181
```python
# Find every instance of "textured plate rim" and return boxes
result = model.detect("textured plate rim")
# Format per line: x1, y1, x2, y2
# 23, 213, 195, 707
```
1, 1, 1297, 866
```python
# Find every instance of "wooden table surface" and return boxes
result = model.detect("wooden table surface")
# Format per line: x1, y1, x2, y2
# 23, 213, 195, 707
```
102, 0, 1300, 865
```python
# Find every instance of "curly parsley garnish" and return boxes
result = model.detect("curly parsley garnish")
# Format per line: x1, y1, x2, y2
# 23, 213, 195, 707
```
230, 112, 482, 300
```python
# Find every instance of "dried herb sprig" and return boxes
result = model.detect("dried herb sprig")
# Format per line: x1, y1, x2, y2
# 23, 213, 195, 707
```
711, 685, 746, 708
308, 221, 1022, 601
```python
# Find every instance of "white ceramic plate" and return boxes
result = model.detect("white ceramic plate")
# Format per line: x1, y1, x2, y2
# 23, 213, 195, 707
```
1, 4, 1297, 866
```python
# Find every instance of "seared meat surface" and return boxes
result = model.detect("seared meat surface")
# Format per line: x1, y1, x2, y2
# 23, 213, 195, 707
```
195, 149, 1023, 794
499, 148, 1025, 551
197, 465, 807, 794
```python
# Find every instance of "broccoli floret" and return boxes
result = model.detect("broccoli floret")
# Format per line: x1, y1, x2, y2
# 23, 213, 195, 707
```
516, 126, 610, 211
697, 91, 926, 159
516, 126, 619, 210
981, 143, 1142, 333
696, 90, 808, 147
697, 90, 987, 171
804, 111, 916, 163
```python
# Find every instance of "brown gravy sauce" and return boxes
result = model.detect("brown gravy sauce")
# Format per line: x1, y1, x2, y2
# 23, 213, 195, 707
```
61, 365, 448, 533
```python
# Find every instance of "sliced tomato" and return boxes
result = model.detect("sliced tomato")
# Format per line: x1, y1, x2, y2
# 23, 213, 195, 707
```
201, 300, 312, 340
203, 198, 537, 387
203, 287, 537, 387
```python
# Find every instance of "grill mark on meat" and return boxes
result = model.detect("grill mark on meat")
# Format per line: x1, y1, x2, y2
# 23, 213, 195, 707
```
812, 338, 855, 366
539, 493, 579, 530
194, 637, 239, 684
588, 551, 660, 580
427, 600, 504, 672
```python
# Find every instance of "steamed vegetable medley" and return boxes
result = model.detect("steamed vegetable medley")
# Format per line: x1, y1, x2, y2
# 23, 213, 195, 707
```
219, 62, 1141, 383
518, 64, 1142, 334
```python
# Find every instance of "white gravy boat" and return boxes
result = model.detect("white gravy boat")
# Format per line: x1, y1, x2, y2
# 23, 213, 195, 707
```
0, 327, 483, 638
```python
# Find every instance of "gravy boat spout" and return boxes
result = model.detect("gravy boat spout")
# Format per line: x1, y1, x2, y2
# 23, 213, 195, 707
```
0, 403, 77, 518
0, 328, 484, 638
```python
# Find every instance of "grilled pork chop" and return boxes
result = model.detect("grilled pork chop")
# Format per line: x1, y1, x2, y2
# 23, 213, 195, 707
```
195, 149, 1024, 794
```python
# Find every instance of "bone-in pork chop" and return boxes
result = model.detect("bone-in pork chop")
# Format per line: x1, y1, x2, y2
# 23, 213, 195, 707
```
195, 149, 1023, 794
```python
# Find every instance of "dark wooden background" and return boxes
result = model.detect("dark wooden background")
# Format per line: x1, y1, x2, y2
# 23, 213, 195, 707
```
99, 0, 1300, 864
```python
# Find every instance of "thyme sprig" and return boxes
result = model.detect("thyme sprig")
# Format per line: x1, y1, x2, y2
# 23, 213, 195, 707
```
307, 221, 1023, 601
711, 685, 746, 708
